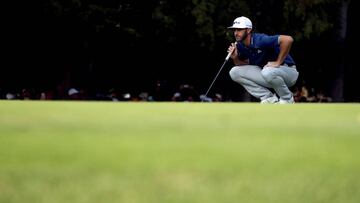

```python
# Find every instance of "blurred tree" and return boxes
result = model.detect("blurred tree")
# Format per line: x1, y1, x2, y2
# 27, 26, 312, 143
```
282, 0, 352, 101
5, 0, 357, 101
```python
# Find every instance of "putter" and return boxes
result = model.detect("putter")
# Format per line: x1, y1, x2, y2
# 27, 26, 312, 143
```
202, 42, 236, 102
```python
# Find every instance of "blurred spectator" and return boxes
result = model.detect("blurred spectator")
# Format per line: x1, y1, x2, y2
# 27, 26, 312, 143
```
6, 93, 16, 100
171, 83, 200, 102
200, 94, 212, 102
108, 88, 119, 101
171, 92, 181, 101
139, 92, 151, 101
213, 93, 223, 102
316, 91, 332, 102
21, 88, 32, 100
68, 88, 84, 100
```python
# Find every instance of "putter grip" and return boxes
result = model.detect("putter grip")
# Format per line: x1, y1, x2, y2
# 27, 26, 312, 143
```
225, 42, 237, 61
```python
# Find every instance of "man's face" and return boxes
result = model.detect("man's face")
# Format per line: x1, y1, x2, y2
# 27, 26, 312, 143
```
234, 28, 249, 42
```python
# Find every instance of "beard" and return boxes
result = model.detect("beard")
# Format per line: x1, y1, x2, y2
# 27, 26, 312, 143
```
236, 31, 249, 43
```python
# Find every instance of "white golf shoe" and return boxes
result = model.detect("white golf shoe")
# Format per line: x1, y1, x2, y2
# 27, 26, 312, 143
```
260, 95, 279, 104
279, 97, 295, 104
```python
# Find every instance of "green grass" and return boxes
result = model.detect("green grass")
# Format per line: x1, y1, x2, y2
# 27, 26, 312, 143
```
1, 101, 360, 203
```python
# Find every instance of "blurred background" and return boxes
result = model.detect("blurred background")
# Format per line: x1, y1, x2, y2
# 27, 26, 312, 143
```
2, 0, 358, 102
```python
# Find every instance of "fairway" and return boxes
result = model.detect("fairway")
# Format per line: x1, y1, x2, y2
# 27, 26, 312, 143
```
1, 101, 360, 203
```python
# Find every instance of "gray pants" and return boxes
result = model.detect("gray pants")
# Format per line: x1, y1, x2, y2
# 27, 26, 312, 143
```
229, 65, 299, 100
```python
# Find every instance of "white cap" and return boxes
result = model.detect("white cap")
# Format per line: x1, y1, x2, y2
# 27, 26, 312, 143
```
68, 88, 79, 96
6, 93, 16, 100
227, 16, 252, 29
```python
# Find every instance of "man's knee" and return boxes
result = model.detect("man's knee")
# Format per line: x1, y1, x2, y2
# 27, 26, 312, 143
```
229, 67, 244, 82
261, 68, 276, 83
229, 67, 237, 81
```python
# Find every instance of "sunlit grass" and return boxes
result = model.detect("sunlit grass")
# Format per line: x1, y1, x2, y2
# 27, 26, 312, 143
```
1, 101, 360, 203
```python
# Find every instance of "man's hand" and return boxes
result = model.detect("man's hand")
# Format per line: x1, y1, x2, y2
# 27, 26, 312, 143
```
265, 61, 281, 67
227, 43, 238, 59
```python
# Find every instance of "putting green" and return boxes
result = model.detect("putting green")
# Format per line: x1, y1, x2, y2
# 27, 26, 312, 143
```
1, 101, 360, 203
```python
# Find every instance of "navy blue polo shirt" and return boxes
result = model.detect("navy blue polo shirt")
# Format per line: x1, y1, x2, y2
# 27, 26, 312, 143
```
236, 33, 295, 67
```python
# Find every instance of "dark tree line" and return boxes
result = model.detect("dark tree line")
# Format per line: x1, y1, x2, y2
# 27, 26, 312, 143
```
3, 0, 358, 101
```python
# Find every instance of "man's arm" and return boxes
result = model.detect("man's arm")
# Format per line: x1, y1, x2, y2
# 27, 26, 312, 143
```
277, 35, 293, 64
266, 35, 293, 67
